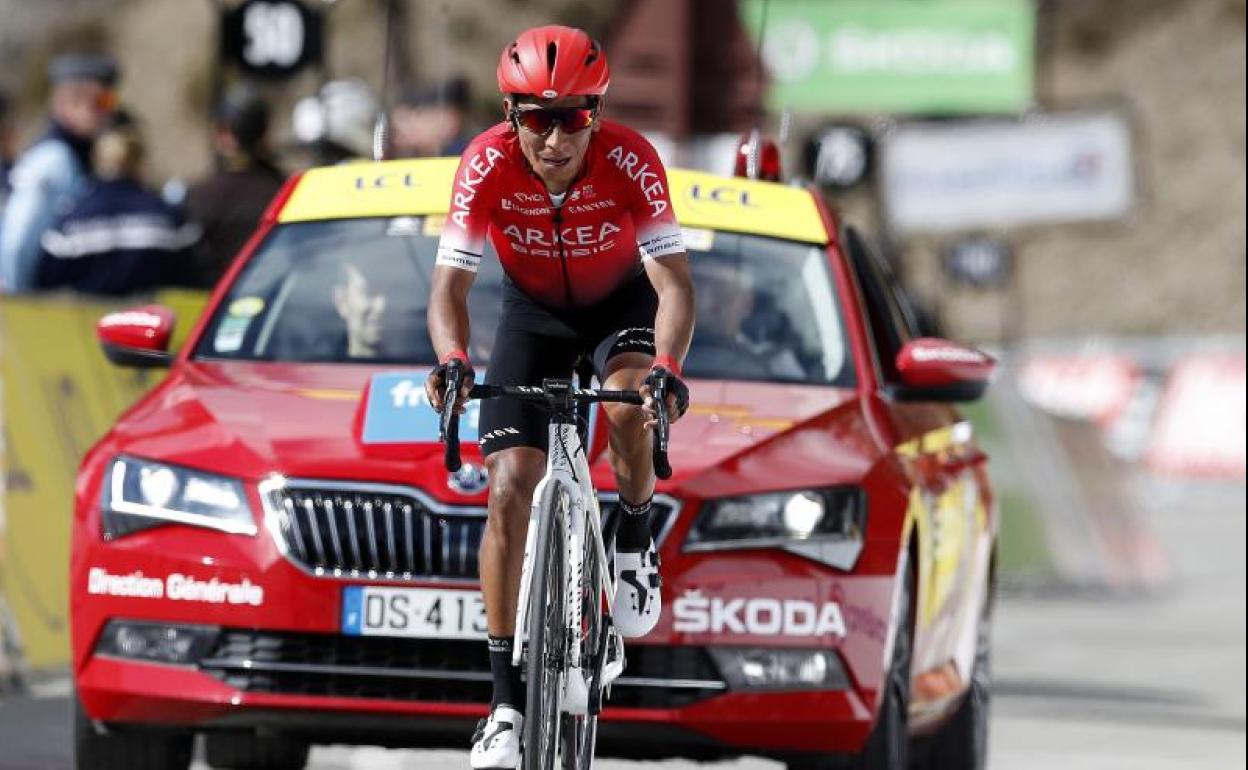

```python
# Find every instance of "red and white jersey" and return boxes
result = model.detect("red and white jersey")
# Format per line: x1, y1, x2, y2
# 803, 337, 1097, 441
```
435, 120, 685, 308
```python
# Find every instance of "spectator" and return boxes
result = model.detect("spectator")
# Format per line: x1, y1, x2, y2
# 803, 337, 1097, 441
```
0, 89, 15, 213
184, 85, 285, 287
391, 76, 474, 158
0, 53, 119, 293
33, 123, 200, 296
291, 79, 380, 165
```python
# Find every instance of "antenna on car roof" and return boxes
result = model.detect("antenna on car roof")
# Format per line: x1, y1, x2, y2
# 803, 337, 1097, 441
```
371, 0, 397, 161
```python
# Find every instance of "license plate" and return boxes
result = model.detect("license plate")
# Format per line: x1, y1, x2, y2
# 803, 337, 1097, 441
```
342, 586, 487, 639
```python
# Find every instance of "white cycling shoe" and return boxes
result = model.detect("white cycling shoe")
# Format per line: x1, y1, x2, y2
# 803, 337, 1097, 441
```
614, 540, 662, 638
470, 705, 523, 769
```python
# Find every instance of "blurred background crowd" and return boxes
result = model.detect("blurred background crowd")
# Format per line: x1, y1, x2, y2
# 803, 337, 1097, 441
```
0, 0, 1244, 720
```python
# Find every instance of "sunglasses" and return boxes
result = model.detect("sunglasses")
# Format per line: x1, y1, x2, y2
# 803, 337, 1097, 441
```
510, 106, 597, 137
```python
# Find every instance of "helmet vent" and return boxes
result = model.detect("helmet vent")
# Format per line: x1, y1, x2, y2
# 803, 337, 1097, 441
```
508, 44, 521, 66
546, 41, 558, 74
585, 42, 600, 65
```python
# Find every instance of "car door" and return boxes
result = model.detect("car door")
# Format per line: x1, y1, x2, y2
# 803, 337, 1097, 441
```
841, 227, 990, 717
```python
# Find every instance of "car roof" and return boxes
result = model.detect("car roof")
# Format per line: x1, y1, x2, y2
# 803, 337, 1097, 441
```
277, 157, 829, 244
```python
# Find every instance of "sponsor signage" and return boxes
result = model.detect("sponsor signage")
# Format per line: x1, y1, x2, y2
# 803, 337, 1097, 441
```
359, 371, 482, 446
221, 0, 324, 79
745, 0, 1035, 115
882, 112, 1135, 233
944, 237, 1013, 289
804, 124, 874, 190
1147, 355, 1246, 479
673, 590, 847, 638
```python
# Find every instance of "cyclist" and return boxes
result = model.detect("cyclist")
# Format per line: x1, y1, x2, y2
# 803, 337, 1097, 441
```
424, 25, 694, 769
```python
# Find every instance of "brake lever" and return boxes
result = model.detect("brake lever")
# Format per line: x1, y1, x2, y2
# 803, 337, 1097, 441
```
440, 366, 463, 472
652, 376, 672, 480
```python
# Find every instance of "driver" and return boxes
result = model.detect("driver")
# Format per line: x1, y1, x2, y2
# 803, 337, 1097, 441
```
424, 25, 695, 769
693, 260, 805, 380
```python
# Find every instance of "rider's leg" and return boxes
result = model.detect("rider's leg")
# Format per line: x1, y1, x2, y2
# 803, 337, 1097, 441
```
601, 353, 664, 638
601, 352, 657, 538
480, 447, 546, 711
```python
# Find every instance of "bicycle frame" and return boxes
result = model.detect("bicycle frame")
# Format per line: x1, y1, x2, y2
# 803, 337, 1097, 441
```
512, 417, 617, 716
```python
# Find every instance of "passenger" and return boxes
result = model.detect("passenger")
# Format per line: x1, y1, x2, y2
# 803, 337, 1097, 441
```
184, 85, 285, 288
391, 76, 474, 158
0, 53, 120, 292
333, 257, 389, 359
33, 123, 200, 295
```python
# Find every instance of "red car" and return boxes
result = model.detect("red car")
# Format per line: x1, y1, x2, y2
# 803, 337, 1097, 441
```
71, 158, 997, 770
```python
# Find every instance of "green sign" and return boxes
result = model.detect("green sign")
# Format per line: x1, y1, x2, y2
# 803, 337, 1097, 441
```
744, 0, 1035, 115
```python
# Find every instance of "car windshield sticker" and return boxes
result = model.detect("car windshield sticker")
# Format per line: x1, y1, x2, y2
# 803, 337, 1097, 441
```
423, 214, 447, 237
386, 216, 423, 237
680, 227, 715, 252
228, 296, 265, 317
214, 315, 251, 353
361, 370, 484, 445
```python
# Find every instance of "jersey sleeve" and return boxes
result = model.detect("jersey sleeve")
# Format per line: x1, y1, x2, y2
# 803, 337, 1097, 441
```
435, 134, 508, 272
608, 131, 685, 261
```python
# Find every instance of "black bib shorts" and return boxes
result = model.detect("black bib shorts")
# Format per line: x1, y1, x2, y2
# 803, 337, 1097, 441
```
478, 271, 658, 457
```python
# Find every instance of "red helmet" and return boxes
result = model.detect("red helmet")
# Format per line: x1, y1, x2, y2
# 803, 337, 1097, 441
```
497, 25, 609, 100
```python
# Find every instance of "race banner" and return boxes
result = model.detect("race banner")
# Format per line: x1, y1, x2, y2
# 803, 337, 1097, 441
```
745, 0, 1035, 115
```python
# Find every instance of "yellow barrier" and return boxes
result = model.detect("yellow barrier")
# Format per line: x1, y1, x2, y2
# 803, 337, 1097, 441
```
0, 290, 208, 669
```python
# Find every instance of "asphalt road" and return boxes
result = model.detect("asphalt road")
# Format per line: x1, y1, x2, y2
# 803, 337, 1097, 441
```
1, 483, 1243, 770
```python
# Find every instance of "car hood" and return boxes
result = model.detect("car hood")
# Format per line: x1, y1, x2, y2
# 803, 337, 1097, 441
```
110, 362, 871, 496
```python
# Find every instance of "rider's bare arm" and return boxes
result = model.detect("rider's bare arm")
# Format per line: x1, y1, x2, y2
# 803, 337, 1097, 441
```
426, 264, 476, 411
642, 252, 695, 423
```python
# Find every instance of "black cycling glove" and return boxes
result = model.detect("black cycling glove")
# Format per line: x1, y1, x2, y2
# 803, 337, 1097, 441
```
431, 358, 475, 410
643, 366, 690, 419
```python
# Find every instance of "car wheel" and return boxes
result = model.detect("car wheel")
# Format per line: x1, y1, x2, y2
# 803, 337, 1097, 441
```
918, 586, 992, 770
204, 733, 311, 770
73, 697, 193, 770
787, 554, 914, 770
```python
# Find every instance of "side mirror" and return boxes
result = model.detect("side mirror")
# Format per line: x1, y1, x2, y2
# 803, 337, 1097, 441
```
891, 337, 995, 402
97, 305, 176, 369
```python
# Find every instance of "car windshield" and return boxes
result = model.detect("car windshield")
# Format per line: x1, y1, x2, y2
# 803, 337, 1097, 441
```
194, 217, 853, 386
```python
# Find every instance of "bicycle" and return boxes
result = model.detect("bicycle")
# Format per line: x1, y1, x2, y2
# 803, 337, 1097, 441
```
438, 368, 671, 770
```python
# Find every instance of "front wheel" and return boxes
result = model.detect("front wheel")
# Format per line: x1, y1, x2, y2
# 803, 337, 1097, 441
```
915, 582, 992, 770
560, 509, 607, 770
523, 482, 570, 770
73, 697, 193, 770
787, 553, 914, 770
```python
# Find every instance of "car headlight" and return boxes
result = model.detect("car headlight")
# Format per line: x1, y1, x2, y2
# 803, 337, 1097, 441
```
708, 647, 850, 691
101, 457, 257, 539
685, 487, 866, 570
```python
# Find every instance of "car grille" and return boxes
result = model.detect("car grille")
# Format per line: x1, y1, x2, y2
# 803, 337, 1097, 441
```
262, 481, 677, 583
199, 630, 725, 709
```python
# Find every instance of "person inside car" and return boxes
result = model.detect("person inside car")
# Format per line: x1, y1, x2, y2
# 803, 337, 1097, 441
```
688, 259, 806, 380
333, 256, 389, 359
423, 25, 695, 769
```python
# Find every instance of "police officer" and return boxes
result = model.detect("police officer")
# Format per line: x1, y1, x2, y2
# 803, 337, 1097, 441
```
0, 53, 120, 292
34, 123, 200, 295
